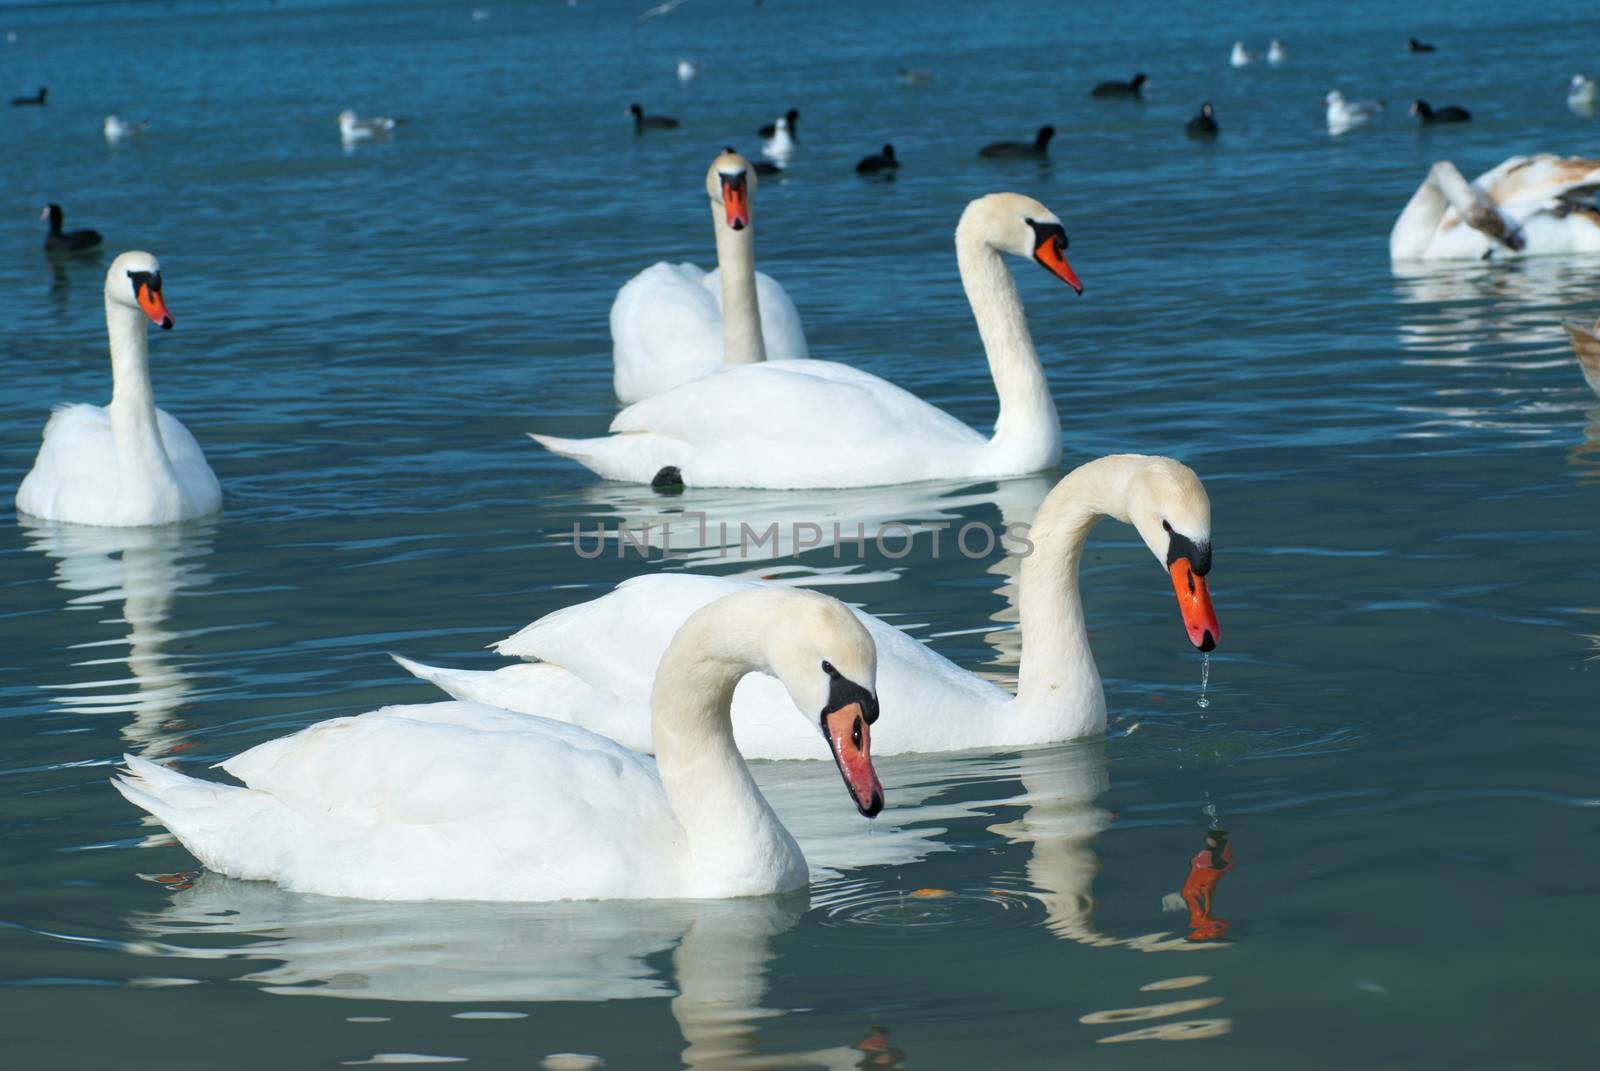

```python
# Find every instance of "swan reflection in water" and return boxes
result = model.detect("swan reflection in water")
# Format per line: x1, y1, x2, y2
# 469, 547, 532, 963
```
555, 474, 1052, 572
20, 517, 215, 757
132, 880, 905, 1070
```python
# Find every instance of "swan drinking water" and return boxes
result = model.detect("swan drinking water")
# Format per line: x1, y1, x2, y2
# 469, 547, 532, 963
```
611, 150, 808, 403
532, 192, 1082, 490
114, 587, 885, 901
397, 454, 1219, 757
1390, 156, 1600, 260
16, 252, 221, 526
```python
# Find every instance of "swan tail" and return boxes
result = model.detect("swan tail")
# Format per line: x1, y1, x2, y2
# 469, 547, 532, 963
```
112, 755, 287, 881
528, 431, 684, 484
391, 654, 582, 719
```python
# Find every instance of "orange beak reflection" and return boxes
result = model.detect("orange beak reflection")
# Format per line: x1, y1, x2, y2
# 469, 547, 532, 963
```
822, 702, 884, 817
1034, 235, 1083, 294
721, 174, 749, 231
137, 283, 173, 330
1169, 559, 1219, 652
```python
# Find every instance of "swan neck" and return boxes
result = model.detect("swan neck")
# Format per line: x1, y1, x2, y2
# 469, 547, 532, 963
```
711, 203, 766, 365
956, 227, 1059, 460
105, 296, 166, 460
1011, 458, 1149, 733
651, 598, 794, 885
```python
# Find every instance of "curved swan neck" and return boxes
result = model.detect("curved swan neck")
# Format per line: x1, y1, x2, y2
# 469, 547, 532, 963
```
1012, 456, 1152, 731
955, 223, 1060, 461
651, 594, 796, 881
710, 203, 766, 365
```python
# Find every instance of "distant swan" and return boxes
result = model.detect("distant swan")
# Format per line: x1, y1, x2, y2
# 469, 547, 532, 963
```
1390, 156, 1600, 260
1568, 75, 1596, 115
531, 192, 1083, 490
103, 115, 150, 142
115, 587, 885, 901
611, 150, 807, 403
17, 251, 221, 526
338, 110, 398, 142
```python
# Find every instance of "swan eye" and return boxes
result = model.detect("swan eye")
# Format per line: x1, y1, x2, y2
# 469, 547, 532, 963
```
127, 269, 161, 297
821, 660, 838, 678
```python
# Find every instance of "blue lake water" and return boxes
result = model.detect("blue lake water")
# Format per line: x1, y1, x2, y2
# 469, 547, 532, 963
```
2, 0, 1598, 1066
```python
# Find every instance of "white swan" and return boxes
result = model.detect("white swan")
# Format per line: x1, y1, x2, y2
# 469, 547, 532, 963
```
1569, 75, 1596, 115
611, 150, 808, 404
1229, 42, 1257, 67
533, 192, 1083, 489
396, 454, 1218, 758
114, 587, 885, 901
1324, 90, 1383, 135
1266, 39, 1286, 64
1390, 156, 1600, 260
16, 252, 220, 527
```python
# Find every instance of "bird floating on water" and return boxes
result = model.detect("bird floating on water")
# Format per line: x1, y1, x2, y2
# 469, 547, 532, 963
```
1267, 39, 1286, 63
978, 125, 1053, 158
41, 203, 101, 252
855, 144, 898, 174
676, 58, 701, 82
1324, 91, 1383, 135
1567, 75, 1596, 115
759, 109, 797, 163
1229, 42, 1258, 67
339, 110, 399, 142
630, 103, 679, 133
10, 85, 46, 106
1090, 73, 1146, 99
103, 115, 150, 142
1410, 99, 1470, 125
1186, 102, 1219, 138
1408, 37, 1436, 53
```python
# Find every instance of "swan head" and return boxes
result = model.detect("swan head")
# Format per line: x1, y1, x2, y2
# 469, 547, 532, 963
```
706, 148, 755, 231
958, 192, 1083, 294
105, 251, 173, 331
337, 109, 356, 125
759, 590, 884, 818
1324, 91, 1344, 108
1121, 457, 1218, 652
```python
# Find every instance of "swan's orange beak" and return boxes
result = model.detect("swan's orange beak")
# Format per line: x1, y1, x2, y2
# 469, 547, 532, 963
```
136, 281, 173, 330
1033, 232, 1082, 294
721, 172, 749, 231
1170, 559, 1219, 652
823, 702, 884, 817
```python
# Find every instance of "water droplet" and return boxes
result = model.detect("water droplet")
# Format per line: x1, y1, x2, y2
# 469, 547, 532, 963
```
1196, 652, 1211, 709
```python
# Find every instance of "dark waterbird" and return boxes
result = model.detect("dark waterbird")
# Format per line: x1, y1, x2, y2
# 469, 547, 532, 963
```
855, 144, 899, 174
753, 160, 782, 176
1186, 102, 1219, 138
1091, 73, 1147, 99
1410, 99, 1471, 124
978, 125, 1053, 159
758, 107, 798, 140
1408, 36, 1436, 52
10, 86, 46, 106
629, 103, 679, 133
41, 204, 101, 252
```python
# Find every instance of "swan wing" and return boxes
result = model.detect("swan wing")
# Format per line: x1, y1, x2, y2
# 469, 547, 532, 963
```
610, 262, 725, 402
155, 407, 222, 514
16, 405, 114, 519
116, 702, 681, 901
1478, 155, 1600, 210
409, 575, 1011, 759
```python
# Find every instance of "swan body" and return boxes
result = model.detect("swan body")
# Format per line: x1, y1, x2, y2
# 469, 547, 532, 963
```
339, 110, 397, 141
1390, 156, 1600, 260
103, 115, 149, 142
115, 587, 885, 902
397, 454, 1220, 758
1267, 39, 1286, 63
676, 58, 701, 82
612, 151, 807, 404
1568, 75, 1596, 115
17, 252, 220, 527
1324, 91, 1383, 134
1230, 42, 1257, 67
534, 192, 1082, 489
